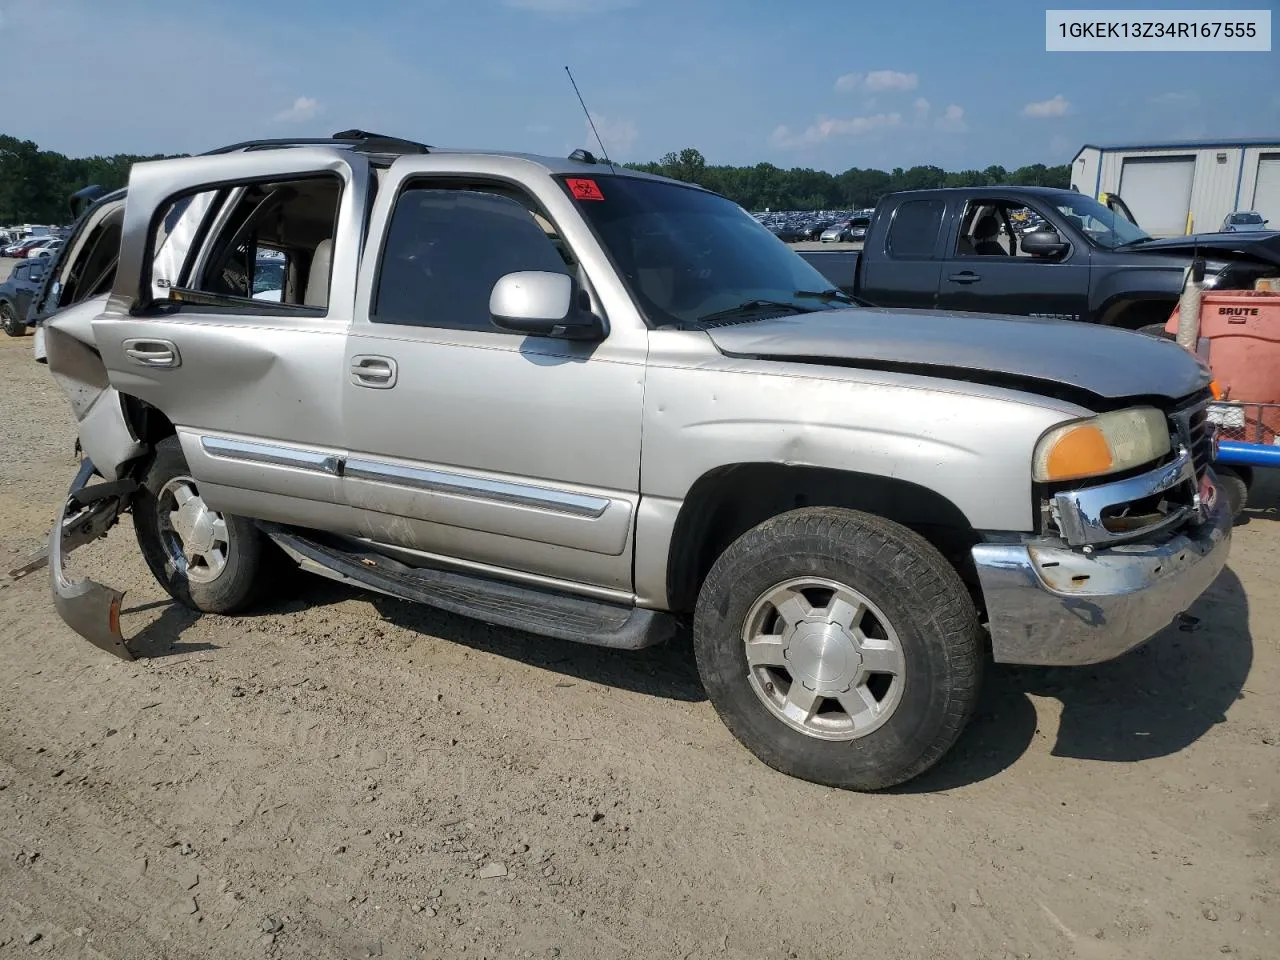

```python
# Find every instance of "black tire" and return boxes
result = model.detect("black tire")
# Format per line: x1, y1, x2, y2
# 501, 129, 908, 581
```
1136, 322, 1174, 340
693, 507, 983, 791
1215, 467, 1250, 520
1, 301, 25, 337
133, 436, 268, 613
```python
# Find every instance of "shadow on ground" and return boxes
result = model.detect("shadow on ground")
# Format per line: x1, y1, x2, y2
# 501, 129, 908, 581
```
124, 556, 1251, 784
898, 566, 1252, 792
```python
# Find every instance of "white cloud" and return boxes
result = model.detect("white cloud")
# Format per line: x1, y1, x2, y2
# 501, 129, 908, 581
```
586, 113, 637, 156
1022, 94, 1070, 118
834, 69, 919, 94
272, 96, 322, 124
935, 104, 967, 132
913, 97, 931, 119
504, 0, 636, 13
1152, 91, 1199, 106
864, 69, 918, 92
770, 113, 904, 149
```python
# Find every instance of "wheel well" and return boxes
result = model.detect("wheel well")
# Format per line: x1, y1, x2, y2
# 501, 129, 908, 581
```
120, 394, 176, 447
1105, 298, 1176, 330
664, 464, 981, 614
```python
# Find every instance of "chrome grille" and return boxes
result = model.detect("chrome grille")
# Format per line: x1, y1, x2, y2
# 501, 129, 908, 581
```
1169, 391, 1214, 481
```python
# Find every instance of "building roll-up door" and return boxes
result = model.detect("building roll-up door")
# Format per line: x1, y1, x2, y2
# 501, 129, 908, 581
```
1118, 156, 1196, 236
1252, 155, 1280, 226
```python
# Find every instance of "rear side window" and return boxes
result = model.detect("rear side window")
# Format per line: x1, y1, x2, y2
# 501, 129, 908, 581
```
372, 186, 572, 332
887, 200, 944, 259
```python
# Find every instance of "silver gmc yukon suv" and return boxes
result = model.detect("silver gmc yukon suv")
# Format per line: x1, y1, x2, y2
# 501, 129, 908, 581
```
30, 131, 1230, 790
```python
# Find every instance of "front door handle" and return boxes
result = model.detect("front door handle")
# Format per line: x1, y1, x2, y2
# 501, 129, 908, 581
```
948, 272, 982, 284
123, 338, 180, 368
350, 355, 398, 389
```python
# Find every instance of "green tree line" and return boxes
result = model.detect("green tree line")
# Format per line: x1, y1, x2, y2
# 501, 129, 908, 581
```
0, 135, 179, 224
2, 135, 1072, 224
627, 148, 1072, 211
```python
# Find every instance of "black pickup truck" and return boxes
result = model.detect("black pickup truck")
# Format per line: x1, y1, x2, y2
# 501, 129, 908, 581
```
798, 186, 1280, 331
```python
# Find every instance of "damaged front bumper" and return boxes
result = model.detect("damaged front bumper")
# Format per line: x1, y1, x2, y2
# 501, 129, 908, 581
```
46, 458, 137, 660
972, 476, 1232, 667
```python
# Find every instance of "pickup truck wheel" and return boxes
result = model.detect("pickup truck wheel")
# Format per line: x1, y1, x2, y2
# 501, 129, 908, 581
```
693, 507, 982, 791
1215, 467, 1249, 519
1, 302, 25, 337
133, 436, 267, 614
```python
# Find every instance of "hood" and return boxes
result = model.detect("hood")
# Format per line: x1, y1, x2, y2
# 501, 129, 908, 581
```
1125, 230, 1280, 266
705, 307, 1210, 403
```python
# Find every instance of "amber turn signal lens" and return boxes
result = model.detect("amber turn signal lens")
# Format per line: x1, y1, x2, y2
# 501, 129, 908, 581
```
1041, 425, 1114, 482
1209, 380, 1223, 400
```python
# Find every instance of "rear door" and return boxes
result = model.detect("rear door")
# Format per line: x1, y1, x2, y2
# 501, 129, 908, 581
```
90, 148, 371, 533
936, 195, 1091, 321
857, 197, 946, 308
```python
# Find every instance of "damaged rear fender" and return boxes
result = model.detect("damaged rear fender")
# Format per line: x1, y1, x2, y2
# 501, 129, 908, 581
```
44, 301, 146, 480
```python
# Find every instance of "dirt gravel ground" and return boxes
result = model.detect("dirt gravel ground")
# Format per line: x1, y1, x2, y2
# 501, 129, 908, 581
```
0, 284, 1277, 960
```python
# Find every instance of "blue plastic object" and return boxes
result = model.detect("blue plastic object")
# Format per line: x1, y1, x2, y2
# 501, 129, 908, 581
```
1215, 440, 1280, 468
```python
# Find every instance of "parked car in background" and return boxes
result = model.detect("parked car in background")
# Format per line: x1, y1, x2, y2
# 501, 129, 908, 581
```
799, 186, 1280, 330
820, 216, 870, 242
1221, 211, 1270, 233
0, 257, 48, 336
32, 238, 65, 258
24, 237, 61, 258
799, 219, 835, 241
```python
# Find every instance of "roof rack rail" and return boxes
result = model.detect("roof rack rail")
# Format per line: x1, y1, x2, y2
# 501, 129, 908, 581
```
200, 130, 432, 157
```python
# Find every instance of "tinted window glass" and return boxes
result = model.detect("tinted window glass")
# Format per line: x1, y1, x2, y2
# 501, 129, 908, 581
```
887, 200, 944, 258
373, 188, 571, 331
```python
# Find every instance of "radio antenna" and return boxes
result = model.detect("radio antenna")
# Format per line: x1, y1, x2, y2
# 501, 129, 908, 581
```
565, 65, 615, 172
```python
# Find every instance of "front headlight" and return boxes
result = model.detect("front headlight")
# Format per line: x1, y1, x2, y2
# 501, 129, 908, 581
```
1033, 407, 1171, 482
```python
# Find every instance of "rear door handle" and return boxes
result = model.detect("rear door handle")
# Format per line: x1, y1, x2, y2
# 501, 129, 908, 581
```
350, 355, 398, 389
948, 272, 982, 284
122, 338, 180, 368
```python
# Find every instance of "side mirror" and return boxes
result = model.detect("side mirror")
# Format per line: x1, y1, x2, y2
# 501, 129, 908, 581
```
1021, 229, 1069, 258
489, 271, 604, 341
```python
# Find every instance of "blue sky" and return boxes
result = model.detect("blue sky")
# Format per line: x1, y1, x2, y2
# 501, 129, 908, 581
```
2, 0, 1277, 172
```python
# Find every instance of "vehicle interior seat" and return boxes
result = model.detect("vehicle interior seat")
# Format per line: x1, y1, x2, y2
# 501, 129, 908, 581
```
970, 209, 1008, 256
304, 239, 333, 309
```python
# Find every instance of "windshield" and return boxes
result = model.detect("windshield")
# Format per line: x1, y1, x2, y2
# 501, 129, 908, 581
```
1051, 193, 1150, 248
559, 175, 851, 327
1230, 213, 1264, 224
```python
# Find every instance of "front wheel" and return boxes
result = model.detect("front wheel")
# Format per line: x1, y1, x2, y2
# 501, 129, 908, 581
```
133, 436, 269, 613
693, 507, 983, 791
1, 301, 25, 337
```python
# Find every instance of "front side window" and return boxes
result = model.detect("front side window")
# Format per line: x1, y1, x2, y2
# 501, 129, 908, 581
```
372, 186, 574, 332
887, 200, 944, 259
1051, 192, 1150, 249
559, 175, 849, 328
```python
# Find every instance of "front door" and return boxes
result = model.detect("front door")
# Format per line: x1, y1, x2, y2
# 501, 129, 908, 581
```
340, 163, 646, 594
936, 197, 1091, 322
90, 148, 372, 533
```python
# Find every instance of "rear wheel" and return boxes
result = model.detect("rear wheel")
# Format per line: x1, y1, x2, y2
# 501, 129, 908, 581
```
1, 301, 25, 337
693, 507, 983, 791
133, 436, 269, 613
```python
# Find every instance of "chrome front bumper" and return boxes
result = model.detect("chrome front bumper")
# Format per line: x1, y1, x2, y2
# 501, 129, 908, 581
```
972, 481, 1232, 667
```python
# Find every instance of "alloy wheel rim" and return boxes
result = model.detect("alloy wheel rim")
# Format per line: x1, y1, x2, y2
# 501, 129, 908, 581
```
742, 576, 906, 741
158, 475, 229, 584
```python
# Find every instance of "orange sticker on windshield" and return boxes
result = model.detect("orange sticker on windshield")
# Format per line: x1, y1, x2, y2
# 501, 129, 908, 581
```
567, 178, 605, 201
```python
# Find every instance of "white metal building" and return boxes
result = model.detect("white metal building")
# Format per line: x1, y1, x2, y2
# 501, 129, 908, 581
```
1070, 139, 1280, 237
